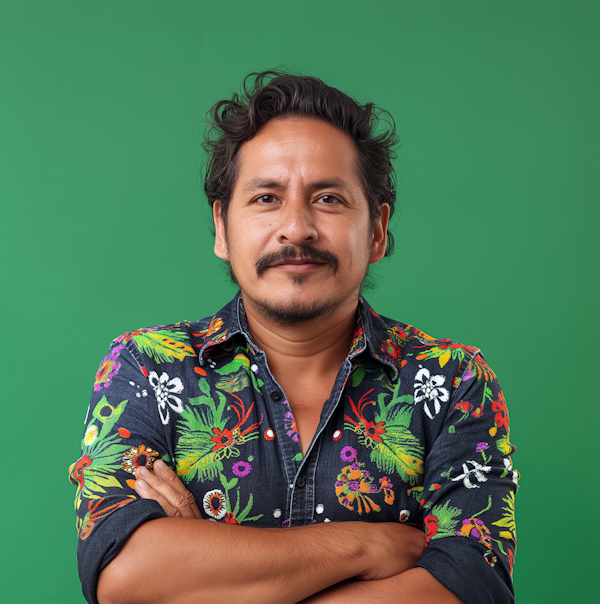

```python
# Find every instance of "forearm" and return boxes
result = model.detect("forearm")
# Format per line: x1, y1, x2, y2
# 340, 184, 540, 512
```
98, 517, 369, 604
298, 568, 463, 604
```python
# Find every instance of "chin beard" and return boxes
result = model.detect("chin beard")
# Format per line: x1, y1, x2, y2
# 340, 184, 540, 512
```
245, 293, 345, 327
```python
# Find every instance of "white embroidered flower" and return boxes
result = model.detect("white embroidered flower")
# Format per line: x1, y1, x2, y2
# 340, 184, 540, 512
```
148, 371, 184, 425
203, 489, 226, 519
414, 366, 450, 419
503, 458, 520, 485
451, 460, 492, 489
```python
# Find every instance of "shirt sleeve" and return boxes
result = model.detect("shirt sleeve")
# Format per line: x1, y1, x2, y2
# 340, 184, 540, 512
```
415, 350, 518, 604
69, 339, 168, 604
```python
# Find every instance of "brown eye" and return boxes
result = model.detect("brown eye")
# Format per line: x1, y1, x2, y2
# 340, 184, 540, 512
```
257, 195, 275, 203
318, 195, 339, 204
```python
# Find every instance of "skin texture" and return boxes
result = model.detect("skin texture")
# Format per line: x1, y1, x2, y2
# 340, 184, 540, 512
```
97, 118, 463, 604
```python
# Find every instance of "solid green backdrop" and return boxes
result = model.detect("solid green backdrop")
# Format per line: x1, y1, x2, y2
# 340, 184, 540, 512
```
1, 1, 598, 603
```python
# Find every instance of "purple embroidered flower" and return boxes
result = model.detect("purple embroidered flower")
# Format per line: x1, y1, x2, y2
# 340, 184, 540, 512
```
284, 412, 300, 442
340, 446, 357, 462
348, 480, 361, 492
476, 442, 489, 452
463, 369, 474, 382
232, 461, 252, 477
93, 345, 124, 392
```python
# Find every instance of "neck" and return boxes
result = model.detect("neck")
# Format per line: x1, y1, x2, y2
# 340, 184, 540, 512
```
241, 292, 359, 376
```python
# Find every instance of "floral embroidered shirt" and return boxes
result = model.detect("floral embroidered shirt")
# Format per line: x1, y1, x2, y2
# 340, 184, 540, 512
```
70, 293, 518, 604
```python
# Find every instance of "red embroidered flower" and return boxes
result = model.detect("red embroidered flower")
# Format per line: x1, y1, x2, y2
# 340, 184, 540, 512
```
364, 420, 386, 442
454, 401, 473, 414
71, 455, 92, 490
424, 514, 439, 543
224, 512, 240, 524
211, 427, 234, 450
492, 392, 509, 431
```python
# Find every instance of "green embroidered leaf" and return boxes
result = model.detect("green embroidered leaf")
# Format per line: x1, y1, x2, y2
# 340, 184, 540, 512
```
220, 474, 238, 491
132, 330, 195, 363
94, 474, 122, 488
352, 366, 366, 388
199, 378, 211, 396
237, 493, 255, 522
215, 354, 250, 375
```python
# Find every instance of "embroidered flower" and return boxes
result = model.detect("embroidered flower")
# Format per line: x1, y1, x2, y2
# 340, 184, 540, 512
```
424, 514, 439, 543
492, 391, 509, 431
84, 425, 98, 446
414, 367, 449, 419
203, 489, 226, 519
476, 442, 489, 453
451, 460, 492, 489
232, 461, 252, 477
284, 411, 300, 442
70, 455, 92, 491
211, 427, 234, 451
458, 517, 493, 550
340, 446, 357, 462
148, 371, 184, 425
502, 458, 520, 485
224, 512, 240, 524
121, 444, 159, 474
93, 345, 123, 392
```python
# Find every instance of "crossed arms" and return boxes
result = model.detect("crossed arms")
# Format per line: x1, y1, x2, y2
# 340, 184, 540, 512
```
97, 460, 462, 604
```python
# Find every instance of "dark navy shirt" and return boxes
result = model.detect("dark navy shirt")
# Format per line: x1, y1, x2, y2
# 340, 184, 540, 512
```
70, 292, 518, 603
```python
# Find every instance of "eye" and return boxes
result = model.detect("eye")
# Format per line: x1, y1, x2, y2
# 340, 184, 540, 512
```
316, 195, 341, 204
255, 194, 277, 204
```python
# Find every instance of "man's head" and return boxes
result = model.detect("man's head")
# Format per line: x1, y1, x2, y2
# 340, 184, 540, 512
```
204, 71, 398, 325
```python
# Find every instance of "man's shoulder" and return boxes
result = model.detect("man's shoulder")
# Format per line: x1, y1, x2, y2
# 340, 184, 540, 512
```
367, 308, 484, 378
106, 310, 232, 366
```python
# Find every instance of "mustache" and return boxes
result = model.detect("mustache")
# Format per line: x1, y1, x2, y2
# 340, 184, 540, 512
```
255, 245, 340, 277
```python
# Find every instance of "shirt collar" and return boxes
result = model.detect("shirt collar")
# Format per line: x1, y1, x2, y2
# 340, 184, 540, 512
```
197, 292, 402, 379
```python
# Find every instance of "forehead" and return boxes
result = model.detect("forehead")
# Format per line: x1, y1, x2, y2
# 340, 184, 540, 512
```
235, 118, 361, 186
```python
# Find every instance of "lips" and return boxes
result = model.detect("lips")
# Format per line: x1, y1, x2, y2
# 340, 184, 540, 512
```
270, 258, 325, 267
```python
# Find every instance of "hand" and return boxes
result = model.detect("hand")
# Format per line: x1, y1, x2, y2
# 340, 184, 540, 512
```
135, 460, 202, 518
355, 521, 426, 581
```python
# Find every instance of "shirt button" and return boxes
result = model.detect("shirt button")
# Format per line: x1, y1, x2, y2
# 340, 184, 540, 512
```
270, 391, 282, 401
296, 476, 306, 488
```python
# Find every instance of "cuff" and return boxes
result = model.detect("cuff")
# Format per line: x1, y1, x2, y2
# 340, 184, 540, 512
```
77, 498, 167, 604
415, 537, 514, 604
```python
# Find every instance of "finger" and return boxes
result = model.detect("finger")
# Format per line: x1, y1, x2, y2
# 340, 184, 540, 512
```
134, 476, 182, 517
135, 465, 201, 518
153, 460, 203, 518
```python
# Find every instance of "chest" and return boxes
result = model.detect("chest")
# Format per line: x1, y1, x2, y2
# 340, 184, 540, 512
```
166, 351, 427, 528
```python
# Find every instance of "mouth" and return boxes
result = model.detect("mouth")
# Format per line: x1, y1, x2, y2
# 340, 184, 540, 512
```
269, 258, 327, 273
255, 245, 340, 277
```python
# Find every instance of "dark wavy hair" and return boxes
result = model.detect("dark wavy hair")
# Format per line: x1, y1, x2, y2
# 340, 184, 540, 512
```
203, 70, 399, 256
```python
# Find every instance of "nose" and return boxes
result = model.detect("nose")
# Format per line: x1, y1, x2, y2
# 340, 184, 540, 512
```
275, 196, 318, 246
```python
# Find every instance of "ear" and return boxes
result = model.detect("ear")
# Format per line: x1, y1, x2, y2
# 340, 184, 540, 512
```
369, 203, 390, 264
213, 201, 229, 261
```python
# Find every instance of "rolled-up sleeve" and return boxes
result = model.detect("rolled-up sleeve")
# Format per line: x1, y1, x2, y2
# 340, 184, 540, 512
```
415, 351, 518, 604
69, 339, 168, 604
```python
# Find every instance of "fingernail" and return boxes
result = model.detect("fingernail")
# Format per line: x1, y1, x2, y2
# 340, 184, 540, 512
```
155, 460, 166, 470
137, 480, 148, 489
137, 466, 149, 476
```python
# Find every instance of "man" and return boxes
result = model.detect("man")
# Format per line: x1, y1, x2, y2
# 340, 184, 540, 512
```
70, 71, 518, 604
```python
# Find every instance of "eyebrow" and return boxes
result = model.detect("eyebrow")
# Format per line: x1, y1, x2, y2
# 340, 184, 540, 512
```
241, 177, 349, 193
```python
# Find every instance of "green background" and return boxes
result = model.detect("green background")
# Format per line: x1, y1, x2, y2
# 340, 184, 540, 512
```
1, 1, 598, 602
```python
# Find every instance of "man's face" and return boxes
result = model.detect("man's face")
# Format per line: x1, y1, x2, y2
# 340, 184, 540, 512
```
213, 117, 389, 325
